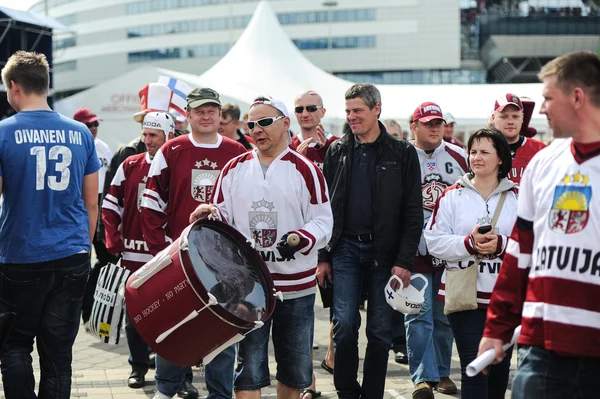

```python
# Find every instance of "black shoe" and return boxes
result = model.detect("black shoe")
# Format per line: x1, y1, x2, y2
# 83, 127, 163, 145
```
177, 381, 199, 399
148, 352, 156, 370
395, 350, 408, 364
127, 371, 145, 389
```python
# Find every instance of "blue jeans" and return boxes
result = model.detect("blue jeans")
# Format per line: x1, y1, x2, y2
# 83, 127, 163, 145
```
155, 347, 235, 398
332, 237, 393, 399
124, 310, 149, 374
404, 271, 453, 385
235, 294, 314, 391
448, 309, 512, 399
0, 253, 90, 399
512, 345, 600, 399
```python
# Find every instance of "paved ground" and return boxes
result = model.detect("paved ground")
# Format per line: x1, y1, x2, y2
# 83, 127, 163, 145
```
0, 292, 514, 398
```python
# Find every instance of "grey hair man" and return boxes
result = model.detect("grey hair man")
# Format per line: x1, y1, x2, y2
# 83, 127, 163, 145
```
317, 83, 423, 399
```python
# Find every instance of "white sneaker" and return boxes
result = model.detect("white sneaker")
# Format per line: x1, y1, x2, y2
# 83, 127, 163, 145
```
152, 392, 173, 399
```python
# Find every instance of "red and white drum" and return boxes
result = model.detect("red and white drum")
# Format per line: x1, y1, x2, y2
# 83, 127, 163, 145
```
125, 219, 276, 367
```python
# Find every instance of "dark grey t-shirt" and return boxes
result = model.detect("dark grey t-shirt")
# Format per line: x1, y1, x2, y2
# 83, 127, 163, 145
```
343, 138, 378, 236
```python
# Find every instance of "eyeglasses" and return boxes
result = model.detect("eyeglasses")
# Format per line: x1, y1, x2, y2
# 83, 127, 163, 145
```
247, 116, 284, 131
220, 119, 236, 126
86, 122, 99, 128
294, 105, 322, 113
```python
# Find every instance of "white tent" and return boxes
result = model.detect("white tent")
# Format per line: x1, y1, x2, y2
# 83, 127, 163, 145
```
55, 1, 549, 151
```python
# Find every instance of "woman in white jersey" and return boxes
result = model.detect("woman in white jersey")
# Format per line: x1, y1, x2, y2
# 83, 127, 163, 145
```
424, 128, 518, 399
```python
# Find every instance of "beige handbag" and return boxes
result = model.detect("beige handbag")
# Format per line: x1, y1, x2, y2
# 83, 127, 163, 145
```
444, 191, 507, 315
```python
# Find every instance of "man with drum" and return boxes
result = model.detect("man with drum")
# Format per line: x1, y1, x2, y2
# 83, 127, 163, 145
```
102, 111, 175, 389
141, 88, 246, 399
190, 95, 333, 399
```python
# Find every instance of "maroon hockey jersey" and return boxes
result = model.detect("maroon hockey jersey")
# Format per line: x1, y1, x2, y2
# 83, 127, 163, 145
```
289, 133, 338, 170
141, 134, 246, 255
509, 137, 546, 185
102, 152, 153, 271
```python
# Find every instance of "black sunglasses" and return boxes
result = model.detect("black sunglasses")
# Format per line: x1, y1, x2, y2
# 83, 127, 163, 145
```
294, 105, 322, 113
86, 121, 99, 128
247, 116, 284, 130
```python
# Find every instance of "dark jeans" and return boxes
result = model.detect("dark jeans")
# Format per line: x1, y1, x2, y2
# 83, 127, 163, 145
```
0, 253, 90, 399
332, 237, 393, 399
392, 311, 405, 351
448, 309, 512, 399
512, 345, 600, 399
124, 310, 149, 375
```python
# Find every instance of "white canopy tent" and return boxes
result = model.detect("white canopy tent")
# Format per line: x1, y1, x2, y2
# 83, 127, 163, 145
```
55, 1, 549, 151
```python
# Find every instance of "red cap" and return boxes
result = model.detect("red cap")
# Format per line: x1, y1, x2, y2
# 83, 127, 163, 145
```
73, 108, 100, 124
494, 93, 523, 112
413, 102, 445, 123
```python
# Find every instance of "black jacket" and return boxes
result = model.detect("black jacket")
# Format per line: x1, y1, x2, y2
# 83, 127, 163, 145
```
318, 122, 423, 271
236, 130, 253, 150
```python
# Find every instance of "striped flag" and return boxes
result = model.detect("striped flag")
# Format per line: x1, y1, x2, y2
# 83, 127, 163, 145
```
157, 76, 193, 117
89, 263, 131, 345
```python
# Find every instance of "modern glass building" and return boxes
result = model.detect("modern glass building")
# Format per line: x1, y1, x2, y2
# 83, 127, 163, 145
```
30, 0, 600, 98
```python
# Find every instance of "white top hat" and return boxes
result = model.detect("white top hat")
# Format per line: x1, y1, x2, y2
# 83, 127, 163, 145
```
133, 83, 174, 123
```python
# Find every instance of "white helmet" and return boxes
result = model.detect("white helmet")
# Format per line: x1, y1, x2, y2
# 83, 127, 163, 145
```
384, 273, 428, 315
142, 112, 175, 137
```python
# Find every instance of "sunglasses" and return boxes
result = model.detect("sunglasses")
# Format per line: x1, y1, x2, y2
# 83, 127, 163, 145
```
86, 121, 99, 128
247, 116, 284, 131
294, 105, 322, 113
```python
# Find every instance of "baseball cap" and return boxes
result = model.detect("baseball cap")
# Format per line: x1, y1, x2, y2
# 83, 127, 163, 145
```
142, 112, 175, 137
443, 112, 456, 125
494, 93, 523, 112
250, 95, 290, 118
73, 108, 100, 124
413, 102, 445, 123
187, 88, 221, 109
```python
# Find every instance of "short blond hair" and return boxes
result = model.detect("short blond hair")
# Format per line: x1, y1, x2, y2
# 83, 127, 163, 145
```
538, 51, 600, 107
1, 51, 50, 95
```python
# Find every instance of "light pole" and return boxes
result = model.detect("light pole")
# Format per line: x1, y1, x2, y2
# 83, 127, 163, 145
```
322, 1, 338, 74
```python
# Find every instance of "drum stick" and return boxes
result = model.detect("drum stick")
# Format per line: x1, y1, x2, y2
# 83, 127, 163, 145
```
466, 325, 521, 377
287, 233, 301, 247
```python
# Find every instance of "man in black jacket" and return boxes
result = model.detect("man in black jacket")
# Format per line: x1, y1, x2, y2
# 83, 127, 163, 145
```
316, 83, 423, 399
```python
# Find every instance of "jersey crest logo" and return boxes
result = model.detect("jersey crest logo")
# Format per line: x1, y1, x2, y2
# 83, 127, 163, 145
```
425, 161, 436, 171
191, 160, 220, 203
422, 174, 449, 211
137, 183, 145, 211
249, 199, 277, 249
549, 172, 591, 234
137, 175, 148, 211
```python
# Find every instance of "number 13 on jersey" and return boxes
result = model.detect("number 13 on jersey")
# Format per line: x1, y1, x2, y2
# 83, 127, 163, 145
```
30, 145, 72, 191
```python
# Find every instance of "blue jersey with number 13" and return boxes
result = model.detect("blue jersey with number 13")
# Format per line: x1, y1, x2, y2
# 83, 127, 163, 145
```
0, 110, 101, 264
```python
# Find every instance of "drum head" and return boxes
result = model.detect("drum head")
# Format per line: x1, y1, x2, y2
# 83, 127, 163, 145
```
187, 222, 270, 323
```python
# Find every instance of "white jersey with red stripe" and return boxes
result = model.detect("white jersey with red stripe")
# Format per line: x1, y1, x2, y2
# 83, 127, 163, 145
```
212, 147, 333, 299
412, 140, 468, 273
102, 152, 153, 271
485, 138, 600, 358
424, 175, 518, 307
